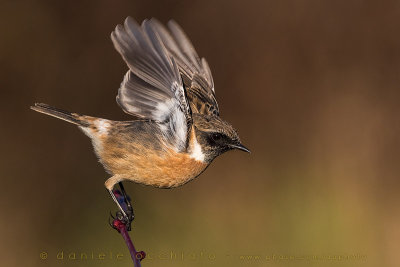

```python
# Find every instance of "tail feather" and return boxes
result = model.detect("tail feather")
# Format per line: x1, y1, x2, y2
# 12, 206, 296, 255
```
30, 103, 89, 127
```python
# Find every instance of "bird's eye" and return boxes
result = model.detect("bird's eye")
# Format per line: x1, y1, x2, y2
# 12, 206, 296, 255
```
211, 133, 224, 141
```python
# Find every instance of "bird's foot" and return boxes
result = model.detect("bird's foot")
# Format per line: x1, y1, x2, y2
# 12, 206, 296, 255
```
109, 212, 133, 232
117, 210, 134, 231
110, 189, 135, 231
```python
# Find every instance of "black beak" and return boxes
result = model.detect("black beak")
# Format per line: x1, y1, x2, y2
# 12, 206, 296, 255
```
230, 143, 251, 153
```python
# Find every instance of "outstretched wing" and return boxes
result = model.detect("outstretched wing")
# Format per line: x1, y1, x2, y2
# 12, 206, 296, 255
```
111, 17, 191, 151
149, 19, 220, 116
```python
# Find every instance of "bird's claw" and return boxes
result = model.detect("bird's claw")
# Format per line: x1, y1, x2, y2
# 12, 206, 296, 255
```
118, 210, 134, 231
109, 210, 134, 231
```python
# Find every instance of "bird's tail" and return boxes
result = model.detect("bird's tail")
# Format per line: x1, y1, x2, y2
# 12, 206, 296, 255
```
30, 103, 89, 127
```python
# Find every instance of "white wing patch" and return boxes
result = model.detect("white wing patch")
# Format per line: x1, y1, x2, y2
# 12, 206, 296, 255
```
154, 83, 188, 152
158, 104, 187, 151
153, 98, 177, 121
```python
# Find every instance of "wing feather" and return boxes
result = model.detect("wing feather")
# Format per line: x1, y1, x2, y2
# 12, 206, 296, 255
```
149, 19, 219, 116
111, 17, 191, 151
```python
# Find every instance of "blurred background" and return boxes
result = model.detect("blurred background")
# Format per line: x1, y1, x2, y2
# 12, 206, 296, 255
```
1, 0, 399, 266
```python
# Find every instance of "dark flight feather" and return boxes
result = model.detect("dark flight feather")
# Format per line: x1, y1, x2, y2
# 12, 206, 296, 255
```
148, 19, 220, 116
111, 17, 191, 151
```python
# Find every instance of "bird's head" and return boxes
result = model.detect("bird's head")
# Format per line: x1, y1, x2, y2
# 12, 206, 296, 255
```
192, 113, 250, 163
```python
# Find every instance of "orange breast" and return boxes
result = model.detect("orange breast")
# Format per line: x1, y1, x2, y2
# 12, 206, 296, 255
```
100, 144, 208, 188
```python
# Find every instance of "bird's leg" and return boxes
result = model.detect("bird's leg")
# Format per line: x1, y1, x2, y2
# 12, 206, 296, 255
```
106, 176, 135, 231
108, 189, 129, 220
118, 182, 134, 223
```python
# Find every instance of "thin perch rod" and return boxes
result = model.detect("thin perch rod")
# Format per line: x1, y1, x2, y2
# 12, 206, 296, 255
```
113, 219, 146, 266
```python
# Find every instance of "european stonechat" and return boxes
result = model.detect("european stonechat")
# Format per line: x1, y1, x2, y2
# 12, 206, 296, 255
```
31, 17, 249, 225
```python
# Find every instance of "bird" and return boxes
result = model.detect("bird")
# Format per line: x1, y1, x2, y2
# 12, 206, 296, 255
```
31, 17, 250, 225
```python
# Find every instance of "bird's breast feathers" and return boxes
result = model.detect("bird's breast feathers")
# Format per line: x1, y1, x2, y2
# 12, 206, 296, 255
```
85, 121, 208, 188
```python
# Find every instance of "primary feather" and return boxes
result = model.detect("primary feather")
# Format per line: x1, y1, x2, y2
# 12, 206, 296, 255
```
150, 19, 219, 116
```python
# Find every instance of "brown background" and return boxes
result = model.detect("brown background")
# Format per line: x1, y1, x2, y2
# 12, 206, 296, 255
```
1, 0, 399, 266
